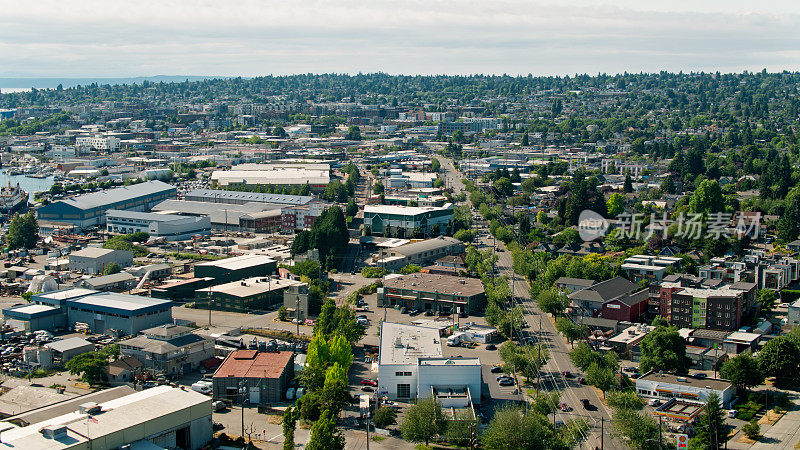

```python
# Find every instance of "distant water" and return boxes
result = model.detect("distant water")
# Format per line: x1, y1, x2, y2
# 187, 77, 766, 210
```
0, 88, 32, 94
0, 174, 55, 200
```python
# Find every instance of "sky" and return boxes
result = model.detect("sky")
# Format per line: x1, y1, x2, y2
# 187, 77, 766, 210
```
2, 0, 800, 77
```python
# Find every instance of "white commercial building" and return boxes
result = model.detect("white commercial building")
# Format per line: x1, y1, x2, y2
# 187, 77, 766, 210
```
210, 167, 330, 192
76, 135, 121, 152
105, 210, 211, 241
0, 385, 212, 449
635, 371, 736, 408
377, 322, 481, 403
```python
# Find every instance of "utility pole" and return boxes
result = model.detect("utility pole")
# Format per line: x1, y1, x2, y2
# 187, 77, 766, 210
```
601, 417, 604, 450
658, 415, 662, 449
366, 412, 370, 450
296, 296, 300, 337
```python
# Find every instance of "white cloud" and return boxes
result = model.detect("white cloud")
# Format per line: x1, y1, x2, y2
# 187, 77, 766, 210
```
0, 0, 798, 76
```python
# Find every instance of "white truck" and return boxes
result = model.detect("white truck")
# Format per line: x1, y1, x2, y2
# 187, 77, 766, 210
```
447, 332, 466, 347
191, 381, 212, 395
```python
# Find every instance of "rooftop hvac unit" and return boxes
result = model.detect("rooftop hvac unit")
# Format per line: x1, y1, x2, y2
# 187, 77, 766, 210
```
78, 402, 101, 414
40, 425, 68, 439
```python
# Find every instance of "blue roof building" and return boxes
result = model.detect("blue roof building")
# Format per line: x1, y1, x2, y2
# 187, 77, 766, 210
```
37, 180, 177, 227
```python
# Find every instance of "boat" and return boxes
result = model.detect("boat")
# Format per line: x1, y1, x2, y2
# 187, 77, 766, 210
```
0, 183, 28, 217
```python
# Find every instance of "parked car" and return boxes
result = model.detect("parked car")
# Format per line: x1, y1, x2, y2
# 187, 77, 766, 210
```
409, 309, 421, 316
562, 371, 573, 378
560, 402, 571, 412
693, 373, 707, 379
490, 366, 503, 373
578, 377, 586, 385
728, 410, 737, 418
486, 344, 497, 350
498, 378, 515, 386
360, 379, 378, 387
624, 366, 639, 373
361, 386, 374, 392
648, 398, 661, 406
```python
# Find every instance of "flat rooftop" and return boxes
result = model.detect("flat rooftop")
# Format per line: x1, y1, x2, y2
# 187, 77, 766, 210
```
69, 292, 172, 313
197, 277, 305, 298
365, 203, 452, 217
213, 350, 293, 379
382, 273, 484, 298
638, 371, 732, 391
419, 357, 481, 366
379, 322, 443, 366
0, 386, 210, 449
195, 254, 275, 271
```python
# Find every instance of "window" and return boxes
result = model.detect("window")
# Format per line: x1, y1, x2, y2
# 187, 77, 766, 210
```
395, 371, 412, 377
397, 384, 411, 398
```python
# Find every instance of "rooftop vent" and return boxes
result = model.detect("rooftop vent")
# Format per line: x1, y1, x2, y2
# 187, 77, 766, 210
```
40, 425, 68, 439
78, 402, 101, 414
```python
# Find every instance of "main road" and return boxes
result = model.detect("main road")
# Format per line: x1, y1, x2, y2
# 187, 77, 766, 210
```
439, 156, 620, 450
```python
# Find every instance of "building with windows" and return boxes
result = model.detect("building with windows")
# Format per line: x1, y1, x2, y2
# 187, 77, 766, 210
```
3, 288, 173, 336
197, 276, 307, 312
37, 180, 176, 227
76, 134, 121, 152
377, 322, 481, 403
119, 324, 214, 376
184, 189, 314, 207
378, 273, 485, 315
281, 202, 329, 231
212, 350, 294, 403
193, 254, 276, 283
372, 236, 465, 270
105, 210, 211, 240
635, 371, 736, 408
363, 203, 453, 237
210, 168, 330, 192
68, 247, 134, 275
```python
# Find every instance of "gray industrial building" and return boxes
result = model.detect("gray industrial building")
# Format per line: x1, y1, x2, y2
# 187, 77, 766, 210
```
194, 254, 277, 283
105, 209, 211, 240
184, 189, 314, 206
45, 337, 95, 361
0, 385, 212, 449
75, 272, 137, 292
68, 247, 134, 275
36, 180, 177, 227
3, 288, 173, 336
118, 324, 214, 376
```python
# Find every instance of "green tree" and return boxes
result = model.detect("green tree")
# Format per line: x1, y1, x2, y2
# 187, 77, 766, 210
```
6, 212, 38, 249
481, 406, 556, 450
623, 174, 633, 193
399, 264, 421, 274
282, 406, 297, 450
607, 390, 644, 410
346, 125, 362, 141
690, 392, 725, 450
639, 326, 688, 374
719, 353, 763, 392
586, 362, 617, 397
430, 157, 441, 173
102, 262, 121, 275
555, 317, 585, 348
757, 289, 778, 313
320, 362, 351, 415
689, 179, 725, 215
757, 336, 800, 380
612, 407, 661, 450
742, 421, 760, 440
401, 397, 445, 446
537, 288, 566, 316
607, 193, 625, 217
521, 132, 529, 146
345, 199, 358, 218
498, 341, 548, 379
373, 407, 397, 429
306, 410, 345, 450
372, 180, 384, 195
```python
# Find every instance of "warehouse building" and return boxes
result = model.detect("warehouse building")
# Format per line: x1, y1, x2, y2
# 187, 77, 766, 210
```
378, 273, 486, 315
119, 324, 214, 376
197, 276, 307, 312
75, 272, 137, 292
184, 189, 314, 206
37, 180, 176, 227
364, 203, 453, 237
212, 350, 294, 404
372, 236, 465, 270
68, 247, 134, 275
211, 168, 330, 192
0, 385, 212, 449
3, 288, 173, 336
105, 209, 211, 240
377, 322, 481, 403
194, 254, 277, 284
45, 337, 95, 362
152, 199, 284, 232
150, 277, 214, 301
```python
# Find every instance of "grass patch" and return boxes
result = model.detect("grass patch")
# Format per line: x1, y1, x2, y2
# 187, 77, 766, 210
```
372, 436, 387, 442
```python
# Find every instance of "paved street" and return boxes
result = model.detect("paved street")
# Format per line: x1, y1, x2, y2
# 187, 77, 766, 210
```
441, 159, 620, 450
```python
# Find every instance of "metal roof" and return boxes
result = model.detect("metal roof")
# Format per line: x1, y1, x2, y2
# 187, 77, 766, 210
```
57, 180, 175, 210
185, 188, 313, 205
